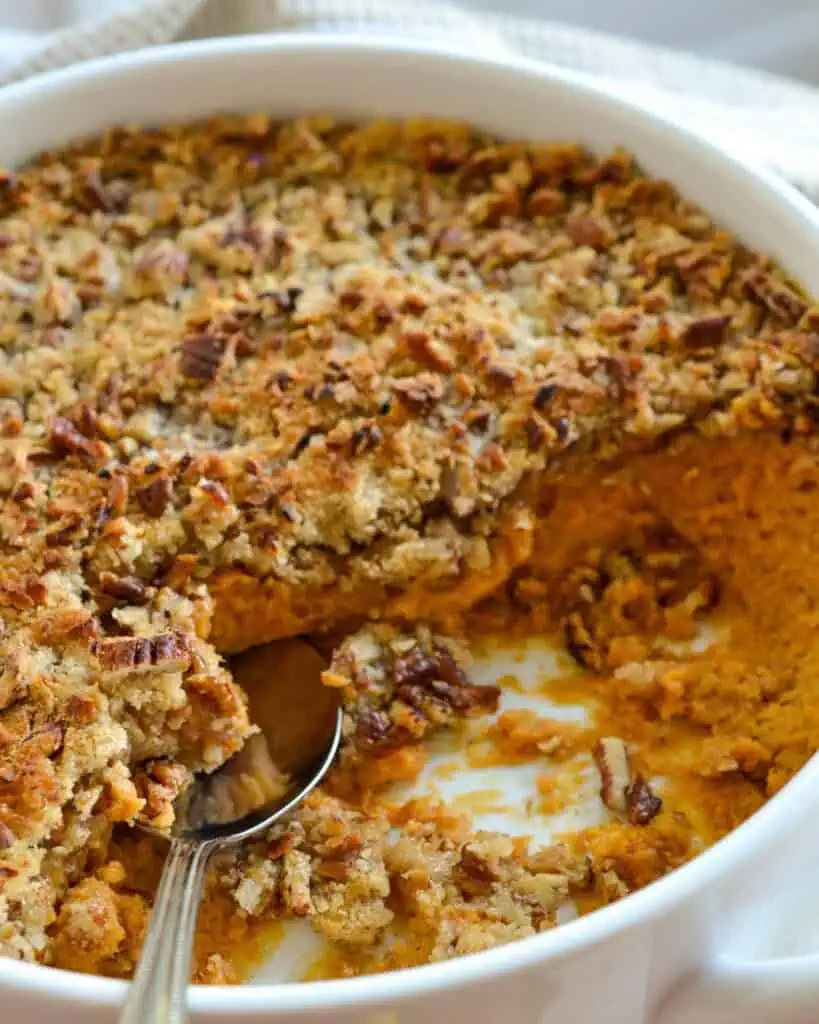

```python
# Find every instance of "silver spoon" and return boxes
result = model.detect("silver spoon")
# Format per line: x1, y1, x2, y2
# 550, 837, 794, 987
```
120, 639, 343, 1024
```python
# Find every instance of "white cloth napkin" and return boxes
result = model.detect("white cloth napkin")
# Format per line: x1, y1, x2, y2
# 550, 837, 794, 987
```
5, 0, 819, 198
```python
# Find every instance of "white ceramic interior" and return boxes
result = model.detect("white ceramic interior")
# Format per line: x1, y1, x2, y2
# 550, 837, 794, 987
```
2, 35, 819, 1024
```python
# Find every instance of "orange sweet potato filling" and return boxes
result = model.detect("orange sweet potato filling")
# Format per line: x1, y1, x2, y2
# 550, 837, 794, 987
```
470, 431, 819, 844
208, 509, 533, 652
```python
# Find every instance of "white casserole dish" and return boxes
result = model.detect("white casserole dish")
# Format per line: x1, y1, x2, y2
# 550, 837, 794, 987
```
2, 33, 819, 1024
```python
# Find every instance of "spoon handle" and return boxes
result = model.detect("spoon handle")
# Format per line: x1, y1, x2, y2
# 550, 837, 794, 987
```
119, 837, 213, 1024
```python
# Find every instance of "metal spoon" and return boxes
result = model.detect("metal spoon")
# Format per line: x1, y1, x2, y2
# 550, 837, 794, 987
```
120, 639, 343, 1024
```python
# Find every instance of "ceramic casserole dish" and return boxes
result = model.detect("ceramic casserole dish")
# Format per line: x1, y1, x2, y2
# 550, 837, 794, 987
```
2, 34, 819, 1024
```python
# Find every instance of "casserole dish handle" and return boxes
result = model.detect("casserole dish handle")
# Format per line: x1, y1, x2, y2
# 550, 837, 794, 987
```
657, 954, 819, 1023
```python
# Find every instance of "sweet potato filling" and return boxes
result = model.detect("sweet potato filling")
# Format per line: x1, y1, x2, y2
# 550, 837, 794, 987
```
208, 507, 533, 653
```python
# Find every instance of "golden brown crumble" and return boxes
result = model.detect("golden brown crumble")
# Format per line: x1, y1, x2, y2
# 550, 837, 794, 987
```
1, 113, 819, 981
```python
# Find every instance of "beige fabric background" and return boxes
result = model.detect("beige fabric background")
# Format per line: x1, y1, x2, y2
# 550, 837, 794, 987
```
3, 0, 819, 197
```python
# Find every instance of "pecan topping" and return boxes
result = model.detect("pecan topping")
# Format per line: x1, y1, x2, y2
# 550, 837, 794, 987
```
99, 573, 149, 605
604, 355, 639, 402
403, 330, 455, 372
77, 169, 124, 213
743, 267, 807, 324
49, 417, 98, 463
424, 138, 469, 173
135, 759, 190, 830
392, 374, 445, 412
290, 427, 323, 459
93, 631, 192, 676
180, 333, 224, 381
394, 646, 500, 716
45, 514, 85, 547
525, 186, 566, 218
533, 383, 560, 411
260, 286, 302, 313
133, 240, 188, 282
394, 646, 458, 689
680, 314, 732, 349
353, 707, 398, 750
136, 476, 173, 518
593, 737, 632, 815
350, 423, 384, 457
479, 191, 521, 227
66, 694, 97, 725
485, 364, 518, 390
565, 215, 609, 250
626, 775, 663, 825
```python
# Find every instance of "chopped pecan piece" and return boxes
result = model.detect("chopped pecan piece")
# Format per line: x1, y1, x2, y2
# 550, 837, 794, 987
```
680, 314, 732, 349
403, 330, 455, 372
479, 191, 521, 227
65, 694, 97, 725
565, 215, 610, 250
424, 138, 469, 173
392, 374, 445, 412
135, 760, 190, 831
458, 833, 515, 884
603, 355, 639, 402
93, 631, 192, 676
99, 573, 149, 605
743, 267, 807, 324
593, 737, 632, 815
353, 707, 399, 750
77, 169, 124, 213
45, 514, 85, 547
526, 187, 566, 218
49, 417, 98, 463
29, 724, 64, 758
394, 646, 463, 689
180, 333, 224, 381
396, 677, 499, 715
136, 477, 173, 518
260, 286, 302, 313
350, 423, 383, 456
393, 646, 499, 717
626, 775, 662, 825
533, 383, 560, 411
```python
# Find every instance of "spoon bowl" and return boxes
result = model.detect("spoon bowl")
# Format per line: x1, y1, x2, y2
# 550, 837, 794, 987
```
120, 638, 344, 1024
